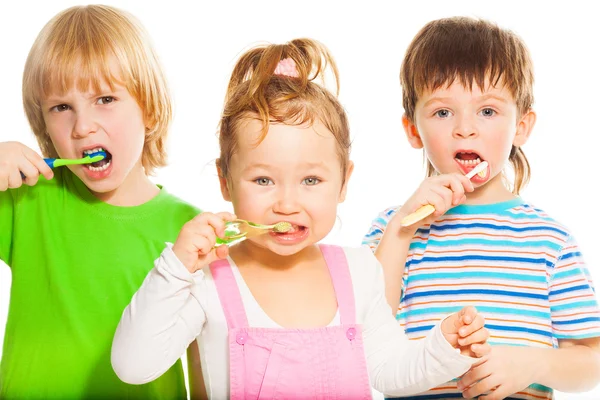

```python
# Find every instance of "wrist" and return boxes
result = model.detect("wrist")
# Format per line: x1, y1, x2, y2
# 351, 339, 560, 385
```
172, 244, 196, 274
387, 214, 418, 240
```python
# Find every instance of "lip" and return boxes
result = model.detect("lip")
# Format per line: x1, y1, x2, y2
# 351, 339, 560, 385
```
78, 143, 113, 180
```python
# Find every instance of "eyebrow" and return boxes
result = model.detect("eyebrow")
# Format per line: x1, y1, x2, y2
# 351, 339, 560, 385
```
43, 87, 126, 103
244, 161, 332, 172
422, 93, 510, 108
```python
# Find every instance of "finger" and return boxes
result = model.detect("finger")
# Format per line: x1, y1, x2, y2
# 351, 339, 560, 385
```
456, 173, 475, 192
19, 162, 40, 186
421, 192, 447, 217
460, 305, 478, 327
24, 148, 53, 180
7, 168, 24, 189
194, 226, 218, 254
458, 327, 489, 347
214, 243, 229, 260
447, 175, 469, 205
471, 342, 492, 357
479, 385, 508, 400
202, 245, 230, 267
457, 363, 490, 390
194, 212, 229, 238
214, 211, 237, 237
429, 186, 454, 212
461, 375, 499, 399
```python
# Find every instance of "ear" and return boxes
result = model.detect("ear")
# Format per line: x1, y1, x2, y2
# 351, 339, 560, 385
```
513, 109, 536, 147
338, 160, 354, 203
216, 161, 232, 202
402, 114, 423, 149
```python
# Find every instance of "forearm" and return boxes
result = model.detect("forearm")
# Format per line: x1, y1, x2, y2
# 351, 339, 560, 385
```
112, 245, 205, 384
368, 321, 474, 395
374, 220, 413, 313
532, 345, 600, 392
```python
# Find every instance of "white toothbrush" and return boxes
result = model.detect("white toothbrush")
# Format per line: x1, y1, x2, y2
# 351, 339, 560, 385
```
399, 161, 489, 227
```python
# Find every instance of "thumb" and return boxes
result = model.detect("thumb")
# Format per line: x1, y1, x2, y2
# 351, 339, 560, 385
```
198, 244, 229, 268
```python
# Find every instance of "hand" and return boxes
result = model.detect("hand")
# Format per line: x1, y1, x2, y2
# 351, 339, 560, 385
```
0, 141, 53, 191
392, 173, 474, 235
172, 211, 236, 273
457, 346, 537, 399
441, 306, 490, 358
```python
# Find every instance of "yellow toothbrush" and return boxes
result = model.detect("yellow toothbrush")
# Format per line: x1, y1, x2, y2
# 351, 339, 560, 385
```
400, 161, 489, 227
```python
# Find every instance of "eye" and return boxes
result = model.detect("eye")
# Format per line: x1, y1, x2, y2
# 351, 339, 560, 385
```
97, 96, 115, 105
435, 109, 452, 118
50, 104, 71, 112
255, 177, 273, 186
302, 177, 320, 185
480, 108, 496, 117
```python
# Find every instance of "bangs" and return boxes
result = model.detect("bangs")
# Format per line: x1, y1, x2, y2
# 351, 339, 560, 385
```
35, 49, 127, 100
25, 5, 135, 102
402, 17, 534, 117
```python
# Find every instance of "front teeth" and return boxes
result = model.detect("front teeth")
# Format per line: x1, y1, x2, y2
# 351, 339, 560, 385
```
83, 147, 105, 156
87, 161, 111, 172
456, 158, 481, 166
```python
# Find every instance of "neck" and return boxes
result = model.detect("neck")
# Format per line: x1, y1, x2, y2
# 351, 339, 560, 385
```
463, 172, 518, 205
230, 241, 322, 271
91, 164, 159, 206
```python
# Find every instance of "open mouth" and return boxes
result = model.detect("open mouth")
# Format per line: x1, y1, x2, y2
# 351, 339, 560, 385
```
454, 151, 484, 166
83, 147, 113, 172
273, 224, 307, 234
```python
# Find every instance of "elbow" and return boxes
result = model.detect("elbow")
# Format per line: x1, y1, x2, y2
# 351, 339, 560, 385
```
111, 345, 162, 385
111, 333, 163, 385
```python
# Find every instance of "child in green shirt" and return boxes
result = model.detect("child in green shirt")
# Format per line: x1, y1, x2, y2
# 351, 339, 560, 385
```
0, 5, 198, 399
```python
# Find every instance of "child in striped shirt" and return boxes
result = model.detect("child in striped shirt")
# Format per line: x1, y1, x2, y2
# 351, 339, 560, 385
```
363, 17, 600, 400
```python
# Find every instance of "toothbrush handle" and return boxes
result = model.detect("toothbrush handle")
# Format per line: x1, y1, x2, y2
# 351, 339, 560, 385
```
20, 158, 55, 179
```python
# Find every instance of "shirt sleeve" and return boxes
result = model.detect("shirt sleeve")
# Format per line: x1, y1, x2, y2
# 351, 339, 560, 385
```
361, 251, 475, 395
111, 244, 207, 384
361, 206, 398, 251
549, 235, 600, 340
0, 189, 15, 265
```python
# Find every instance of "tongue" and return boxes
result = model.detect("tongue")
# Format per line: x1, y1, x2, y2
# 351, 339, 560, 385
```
91, 159, 109, 168
458, 153, 479, 160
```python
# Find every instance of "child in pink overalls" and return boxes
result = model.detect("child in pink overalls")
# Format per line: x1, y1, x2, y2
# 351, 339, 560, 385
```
112, 38, 490, 399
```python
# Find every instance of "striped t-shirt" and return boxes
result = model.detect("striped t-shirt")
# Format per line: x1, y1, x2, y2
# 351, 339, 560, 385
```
362, 198, 600, 400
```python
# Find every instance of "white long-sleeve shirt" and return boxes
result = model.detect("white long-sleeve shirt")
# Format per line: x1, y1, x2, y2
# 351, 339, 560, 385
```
112, 245, 476, 398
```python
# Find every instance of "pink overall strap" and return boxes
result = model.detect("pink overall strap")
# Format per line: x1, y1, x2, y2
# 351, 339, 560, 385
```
319, 244, 356, 325
209, 259, 249, 329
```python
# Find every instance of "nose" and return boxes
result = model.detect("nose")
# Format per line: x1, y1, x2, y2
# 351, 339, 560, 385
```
72, 108, 98, 139
272, 185, 301, 215
452, 113, 478, 139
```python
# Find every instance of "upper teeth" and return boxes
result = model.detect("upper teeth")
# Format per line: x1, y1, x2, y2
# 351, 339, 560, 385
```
83, 147, 105, 155
457, 158, 481, 165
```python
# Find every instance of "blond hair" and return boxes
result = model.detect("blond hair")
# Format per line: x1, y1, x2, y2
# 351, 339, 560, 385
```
218, 38, 351, 184
400, 17, 534, 194
22, 5, 171, 174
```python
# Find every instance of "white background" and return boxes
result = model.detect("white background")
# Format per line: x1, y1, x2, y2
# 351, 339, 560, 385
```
1, 1, 599, 398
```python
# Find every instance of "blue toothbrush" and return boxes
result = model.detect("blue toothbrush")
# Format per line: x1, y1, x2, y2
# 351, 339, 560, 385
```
20, 151, 107, 179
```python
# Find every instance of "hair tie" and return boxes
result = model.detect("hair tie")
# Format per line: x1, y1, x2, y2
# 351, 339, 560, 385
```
273, 58, 299, 77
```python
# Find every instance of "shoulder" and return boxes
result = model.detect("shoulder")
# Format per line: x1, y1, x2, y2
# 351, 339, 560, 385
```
507, 200, 573, 240
155, 188, 202, 220
338, 245, 382, 289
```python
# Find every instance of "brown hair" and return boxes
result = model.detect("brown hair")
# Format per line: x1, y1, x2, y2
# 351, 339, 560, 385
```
218, 38, 351, 184
400, 17, 534, 194
22, 5, 171, 175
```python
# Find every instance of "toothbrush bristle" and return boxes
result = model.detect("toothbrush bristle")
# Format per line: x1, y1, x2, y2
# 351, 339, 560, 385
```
88, 151, 107, 162
272, 221, 292, 233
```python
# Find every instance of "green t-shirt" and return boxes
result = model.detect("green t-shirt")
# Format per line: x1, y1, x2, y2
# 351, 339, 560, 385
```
0, 168, 200, 399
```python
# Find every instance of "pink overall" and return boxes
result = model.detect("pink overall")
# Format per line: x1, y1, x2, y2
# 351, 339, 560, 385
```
209, 244, 372, 399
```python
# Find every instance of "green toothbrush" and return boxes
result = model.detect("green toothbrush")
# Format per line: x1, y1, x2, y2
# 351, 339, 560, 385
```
20, 151, 107, 178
